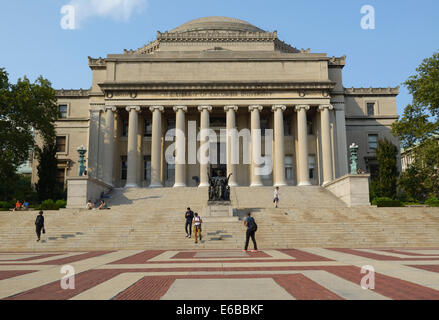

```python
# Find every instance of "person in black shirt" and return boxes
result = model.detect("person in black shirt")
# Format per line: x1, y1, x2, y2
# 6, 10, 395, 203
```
35, 211, 45, 242
185, 207, 194, 238
243, 212, 258, 252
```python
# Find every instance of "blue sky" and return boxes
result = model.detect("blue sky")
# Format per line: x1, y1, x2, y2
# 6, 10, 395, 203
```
0, 0, 438, 115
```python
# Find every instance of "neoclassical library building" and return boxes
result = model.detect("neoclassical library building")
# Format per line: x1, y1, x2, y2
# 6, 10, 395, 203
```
31, 17, 400, 189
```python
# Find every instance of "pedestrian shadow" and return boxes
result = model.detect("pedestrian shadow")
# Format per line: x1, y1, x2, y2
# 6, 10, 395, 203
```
234, 208, 264, 220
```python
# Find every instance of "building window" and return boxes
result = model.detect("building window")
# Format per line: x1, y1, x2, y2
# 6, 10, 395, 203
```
283, 119, 291, 136
309, 155, 316, 179
144, 119, 152, 137
167, 163, 175, 181
120, 156, 127, 180
285, 156, 293, 181
56, 136, 66, 153
122, 120, 128, 137
59, 105, 68, 118
367, 103, 375, 116
144, 156, 151, 181
307, 121, 313, 135
167, 119, 175, 131
261, 118, 269, 136
56, 168, 65, 185
368, 134, 379, 150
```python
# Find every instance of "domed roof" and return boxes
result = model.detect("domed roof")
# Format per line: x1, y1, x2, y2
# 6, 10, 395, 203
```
170, 16, 265, 33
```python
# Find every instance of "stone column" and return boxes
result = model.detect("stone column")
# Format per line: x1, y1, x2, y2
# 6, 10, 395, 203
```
198, 105, 212, 187
319, 104, 334, 185
125, 106, 140, 188
224, 105, 238, 186
272, 105, 287, 187
149, 106, 164, 188
103, 106, 116, 186
295, 105, 311, 186
173, 105, 187, 187
249, 105, 263, 187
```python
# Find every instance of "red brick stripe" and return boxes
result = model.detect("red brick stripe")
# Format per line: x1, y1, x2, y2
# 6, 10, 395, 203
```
110, 250, 165, 264
113, 276, 175, 300
279, 249, 333, 261
38, 251, 114, 265
323, 265, 439, 300
0, 270, 36, 281
273, 274, 344, 300
327, 248, 439, 261
4, 269, 122, 300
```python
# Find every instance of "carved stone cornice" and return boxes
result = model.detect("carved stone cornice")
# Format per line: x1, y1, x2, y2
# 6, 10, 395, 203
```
344, 87, 400, 96
328, 56, 346, 67
88, 56, 106, 68
56, 89, 90, 97
99, 81, 336, 92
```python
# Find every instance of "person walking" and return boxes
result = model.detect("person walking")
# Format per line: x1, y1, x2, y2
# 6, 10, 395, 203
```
193, 212, 203, 243
243, 212, 258, 252
273, 186, 279, 208
185, 207, 194, 238
35, 211, 45, 242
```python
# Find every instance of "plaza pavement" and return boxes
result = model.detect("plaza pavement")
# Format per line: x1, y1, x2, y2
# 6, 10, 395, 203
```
2, 247, 439, 300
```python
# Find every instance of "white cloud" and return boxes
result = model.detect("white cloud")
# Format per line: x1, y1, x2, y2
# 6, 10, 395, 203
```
65, 0, 147, 28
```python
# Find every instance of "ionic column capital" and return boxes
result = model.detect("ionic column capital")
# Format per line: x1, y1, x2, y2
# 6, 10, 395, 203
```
173, 105, 188, 113
125, 106, 140, 112
318, 104, 334, 111
198, 105, 212, 112
224, 105, 239, 112
249, 105, 263, 112
272, 105, 286, 112
105, 106, 117, 112
149, 105, 164, 113
295, 105, 310, 112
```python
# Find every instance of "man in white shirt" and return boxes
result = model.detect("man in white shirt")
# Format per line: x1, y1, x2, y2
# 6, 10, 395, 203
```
193, 212, 203, 244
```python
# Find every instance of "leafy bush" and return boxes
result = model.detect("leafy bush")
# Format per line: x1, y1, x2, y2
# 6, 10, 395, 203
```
425, 197, 439, 207
55, 200, 67, 209
38, 199, 58, 210
0, 201, 11, 209
372, 197, 403, 207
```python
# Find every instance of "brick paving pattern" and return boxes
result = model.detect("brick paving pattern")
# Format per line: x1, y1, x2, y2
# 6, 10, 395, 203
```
2, 248, 439, 300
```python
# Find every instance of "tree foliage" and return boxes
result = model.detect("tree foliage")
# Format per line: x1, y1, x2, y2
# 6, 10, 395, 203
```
374, 139, 399, 199
35, 142, 65, 201
0, 68, 58, 189
392, 51, 439, 202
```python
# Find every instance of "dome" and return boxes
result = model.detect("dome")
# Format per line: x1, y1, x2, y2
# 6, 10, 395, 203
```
170, 16, 265, 33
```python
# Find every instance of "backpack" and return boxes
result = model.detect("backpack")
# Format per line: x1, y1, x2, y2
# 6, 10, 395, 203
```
247, 217, 258, 232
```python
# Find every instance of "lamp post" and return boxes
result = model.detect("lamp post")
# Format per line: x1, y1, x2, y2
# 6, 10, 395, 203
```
349, 143, 359, 175
77, 145, 87, 176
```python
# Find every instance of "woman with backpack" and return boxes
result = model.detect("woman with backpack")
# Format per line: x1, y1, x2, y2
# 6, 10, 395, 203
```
243, 212, 258, 252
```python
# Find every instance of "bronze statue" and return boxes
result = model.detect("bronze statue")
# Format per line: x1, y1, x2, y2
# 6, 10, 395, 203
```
208, 170, 232, 201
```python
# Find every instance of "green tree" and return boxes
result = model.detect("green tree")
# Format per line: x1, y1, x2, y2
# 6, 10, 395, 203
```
35, 142, 65, 201
0, 68, 58, 195
392, 51, 439, 201
374, 139, 399, 199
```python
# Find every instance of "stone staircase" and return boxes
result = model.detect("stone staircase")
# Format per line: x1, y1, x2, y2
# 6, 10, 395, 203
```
1, 186, 439, 251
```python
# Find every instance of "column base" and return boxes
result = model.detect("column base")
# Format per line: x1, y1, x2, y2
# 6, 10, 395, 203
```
250, 182, 263, 187
125, 183, 139, 188
149, 183, 163, 188
322, 181, 332, 187
173, 182, 187, 188
228, 182, 238, 187
274, 182, 287, 187
297, 181, 312, 187
198, 183, 209, 187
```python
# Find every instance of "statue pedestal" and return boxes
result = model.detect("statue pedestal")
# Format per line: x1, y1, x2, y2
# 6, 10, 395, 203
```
203, 201, 238, 222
